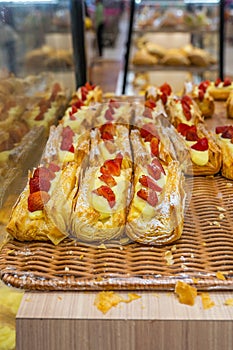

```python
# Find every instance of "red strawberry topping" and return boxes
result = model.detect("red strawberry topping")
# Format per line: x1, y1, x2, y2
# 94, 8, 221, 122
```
99, 174, 117, 187
216, 125, 230, 134
61, 126, 75, 151
109, 99, 120, 108
215, 78, 221, 87
191, 137, 208, 151
199, 80, 210, 93
139, 175, 162, 192
33, 166, 55, 180
104, 108, 114, 121
140, 123, 159, 140
221, 126, 233, 139
223, 77, 232, 87
100, 156, 122, 177
28, 191, 50, 212
142, 108, 153, 119
150, 137, 160, 157
137, 188, 158, 207
48, 163, 60, 172
93, 185, 116, 208
145, 98, 156, 110
29, 177, 51, 194
160, 82, 172, 96
198, 89, 204, 101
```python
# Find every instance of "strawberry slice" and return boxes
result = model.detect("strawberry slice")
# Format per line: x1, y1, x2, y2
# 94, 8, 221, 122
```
73, 99, 84, 109
99, 174, 117, 187
28, 191, 50, 212
177, 123, 192, 136
140, 123, 159, 140
142, 108, 153, 119
99, 123, 116, 137
215, 78, 221, 87
147, 163, 161, 181
93, 186, 116, 208
198, 89, 204, 101
137, 188, 158, 207
199, 80, 210, 93
191, 137, 208, 151
109, 99, 120, 108
85, 82, 96, 91
145, 98, 156, 110
81, 86, 88, 101
185, 127, 199, 142
223, 77, 232, 87
33, 166, 55, 180
61, 126, 75, 151
48, 163, 60, 173
152, 157, 166, 175
181, 95, 193, 107
69, 105, 78, 118
160, 92, 168, 105
216, 125, 230, 134
29, 177, 51, 194
139, 175, 162, 192
104, 108, 114, 121
150, 137, 160, 157
181, 100, 192, 121
160, 82, 172, 96
222, 126, 233, 139
100, 155, 122, 176
101, 131, 114, 141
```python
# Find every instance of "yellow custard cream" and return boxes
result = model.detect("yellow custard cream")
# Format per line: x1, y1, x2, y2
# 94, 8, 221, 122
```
90, 172, 128, 219
219, 136, 233, 151
132, 169, 166, 220
185, 140, 209, 166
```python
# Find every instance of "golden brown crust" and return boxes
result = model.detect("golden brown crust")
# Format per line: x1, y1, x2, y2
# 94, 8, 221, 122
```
226, 91, 233, 119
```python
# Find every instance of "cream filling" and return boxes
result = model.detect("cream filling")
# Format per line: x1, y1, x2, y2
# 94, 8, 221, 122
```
89, 172, 128, 220
185, 140, 209, 166
131, 169, 166, 220
58, 134, 79, 163
219, 135, 233, 151
174, 102, 194, 126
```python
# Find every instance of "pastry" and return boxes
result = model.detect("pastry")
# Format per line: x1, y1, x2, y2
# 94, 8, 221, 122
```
226, 91, 233, 119
132, 49, 158, 65
70, 82, 102, 106
145, 82, 173, 107
126, 128, 185, 245
94, 99, 133, 126
184, 80, 215, 118
176, 122, 222, 175
6, 133, 90, 244
160, 49, 190, 66
208, 77, 233, 100
70, 152, 132, 243
215, 125, 233, 179
144, 42, 166, 58
166, 95, 204, 127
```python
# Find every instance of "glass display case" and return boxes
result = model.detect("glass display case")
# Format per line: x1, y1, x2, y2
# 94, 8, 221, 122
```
122, 0, 225, 94
0, 0, 87, 213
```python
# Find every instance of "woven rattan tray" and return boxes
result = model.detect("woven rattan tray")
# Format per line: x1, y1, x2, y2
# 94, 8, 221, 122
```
1, 175, 233, 291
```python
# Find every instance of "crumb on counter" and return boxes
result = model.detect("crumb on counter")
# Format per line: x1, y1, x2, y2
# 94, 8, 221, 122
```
94, 291, 141, 314
175, 281, 197, 306
201, 293, 215, 310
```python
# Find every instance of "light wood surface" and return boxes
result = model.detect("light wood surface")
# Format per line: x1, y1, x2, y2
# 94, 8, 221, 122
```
17, 290, 233, 350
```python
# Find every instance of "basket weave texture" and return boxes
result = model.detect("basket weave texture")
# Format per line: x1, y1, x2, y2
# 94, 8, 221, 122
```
1, 175, 233, 291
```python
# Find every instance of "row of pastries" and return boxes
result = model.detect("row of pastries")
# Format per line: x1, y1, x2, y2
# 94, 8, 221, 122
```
5, 78, 233, 249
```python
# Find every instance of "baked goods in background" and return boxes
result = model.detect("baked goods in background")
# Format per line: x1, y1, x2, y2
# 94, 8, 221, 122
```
226, 91, 233, 119
184, 80, 215, 118
132, 41, 216, 68
215, 125, 233, 180
208, 77, 233, 101
24, 45, 73, 70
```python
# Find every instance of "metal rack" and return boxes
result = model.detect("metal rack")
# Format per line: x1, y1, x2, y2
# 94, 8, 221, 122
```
122, 0, 225, 94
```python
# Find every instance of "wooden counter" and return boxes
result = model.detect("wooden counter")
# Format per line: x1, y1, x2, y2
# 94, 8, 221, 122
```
17, 290, 233, 350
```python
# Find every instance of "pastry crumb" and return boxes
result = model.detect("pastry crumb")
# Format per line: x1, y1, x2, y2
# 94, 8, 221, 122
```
201, 293, 215, 309
226, 183, 233, 188
94, 291, 141, 314
164, 250, 174, 265
175, 281, 197, 306
98, 244, 107, 250
212, 221, 221, 227
216, 271, 226, 280
216, 206, 226, 212
224, 298, 233, 306
79, 254, 84, 260
219, 213, 225, 220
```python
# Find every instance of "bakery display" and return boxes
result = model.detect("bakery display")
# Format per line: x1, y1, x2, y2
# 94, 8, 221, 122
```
215, 125, 233, 180
6, 88, 189, 246
208, 77, 233, 101
184, 80, 215, 118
